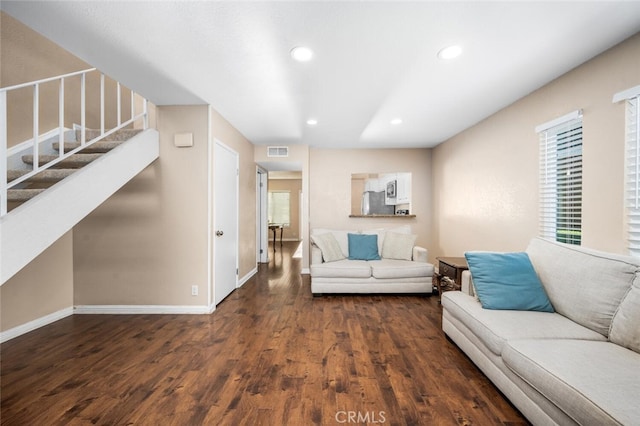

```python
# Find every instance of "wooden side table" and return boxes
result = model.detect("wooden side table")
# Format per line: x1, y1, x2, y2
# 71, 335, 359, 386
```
434, 257, 468, 303
268, 224, 283, 251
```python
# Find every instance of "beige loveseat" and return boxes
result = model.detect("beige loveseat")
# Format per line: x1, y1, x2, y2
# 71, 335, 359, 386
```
310, 226, 434, 295
442, 237, 640, 425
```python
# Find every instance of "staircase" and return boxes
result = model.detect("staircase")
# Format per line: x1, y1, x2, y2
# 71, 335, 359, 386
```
1, 127, 159, 284
1, 68, 159, 285
6, 128, 142, 212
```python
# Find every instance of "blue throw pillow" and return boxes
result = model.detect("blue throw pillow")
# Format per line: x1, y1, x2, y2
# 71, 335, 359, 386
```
464, 251, 554, 312
348, 233, 381, 260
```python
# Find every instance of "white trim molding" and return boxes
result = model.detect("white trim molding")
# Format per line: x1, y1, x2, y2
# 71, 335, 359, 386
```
613, 84, 640, 103
6, 127, 70, 157
207, 105, 214, 310
535, 109, 583, 133
0, 307, 73, 343
239, 267, 258, 287
74, 305, 212, 315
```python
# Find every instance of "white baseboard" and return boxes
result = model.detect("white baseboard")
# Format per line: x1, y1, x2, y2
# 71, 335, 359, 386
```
0, 306, 73, 343
74, 305, 211, 315
1, 267, 260, 342
301, 268, 310, 275
238, 267, 258, 287
7, 127, 70, 156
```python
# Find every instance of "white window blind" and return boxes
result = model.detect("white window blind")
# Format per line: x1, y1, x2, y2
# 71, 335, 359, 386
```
616, 86, 640, 256
268, 191, 291, 226
537, 111, 583, 245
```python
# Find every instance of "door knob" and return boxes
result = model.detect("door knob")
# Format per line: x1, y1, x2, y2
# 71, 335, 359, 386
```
216, 230, 224, 236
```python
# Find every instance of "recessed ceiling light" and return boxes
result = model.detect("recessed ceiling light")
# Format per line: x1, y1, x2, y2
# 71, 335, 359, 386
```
390, 118, 403, 125
291, 46, 314, 62
306, 119, 318, 126
437, 44, 462, 60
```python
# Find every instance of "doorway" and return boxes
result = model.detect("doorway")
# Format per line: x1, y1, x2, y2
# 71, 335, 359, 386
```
256, 162, 303, 261
213, 140, 239, 305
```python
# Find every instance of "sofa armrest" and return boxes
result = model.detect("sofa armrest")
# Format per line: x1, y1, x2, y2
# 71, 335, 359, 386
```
461, 270, 476, 297
311, 244, 323, 265
412, 246, 428, 263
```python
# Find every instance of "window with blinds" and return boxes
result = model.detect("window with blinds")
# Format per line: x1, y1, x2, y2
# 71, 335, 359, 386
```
268, 191, 291, 226
615, 86, 640, 256
536, 111, 583, 245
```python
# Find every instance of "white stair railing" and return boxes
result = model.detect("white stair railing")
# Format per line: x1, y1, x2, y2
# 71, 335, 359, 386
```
0, 68, 149, 216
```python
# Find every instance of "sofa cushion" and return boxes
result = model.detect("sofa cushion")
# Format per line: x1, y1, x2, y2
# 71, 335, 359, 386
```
503, 339, 640, 426
465, 251, 554, 312
310, 259, 371, 279
369, 259, 434, 279
310, 232, 345, 263
441, 292, 606, 356
610, 272, 640, 353
348, 233, 380, 260
311, 229, 351, 258
381, 232, 417, 260
526, 237, 640, 337
362, 225, 412, 255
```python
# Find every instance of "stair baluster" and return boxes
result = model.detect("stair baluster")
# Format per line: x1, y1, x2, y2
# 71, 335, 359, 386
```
1, 68, 149, 216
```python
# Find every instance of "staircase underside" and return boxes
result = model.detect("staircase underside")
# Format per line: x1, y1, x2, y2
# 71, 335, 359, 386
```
1, 129, 160, 285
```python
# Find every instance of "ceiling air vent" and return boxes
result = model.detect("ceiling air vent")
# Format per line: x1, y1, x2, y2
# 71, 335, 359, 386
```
267, 146, 289, 158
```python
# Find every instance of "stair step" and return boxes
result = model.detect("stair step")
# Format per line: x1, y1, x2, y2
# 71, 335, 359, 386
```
7, 168, 77, 182
21, 154, 102, 168
52, 141, 123, 153
76, 128, 143, 142
7, 188, 46, 202
7, 130, 141, 208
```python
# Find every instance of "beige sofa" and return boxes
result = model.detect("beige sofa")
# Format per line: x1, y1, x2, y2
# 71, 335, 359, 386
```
310, 226, 434, 295
442, 237, 640, 425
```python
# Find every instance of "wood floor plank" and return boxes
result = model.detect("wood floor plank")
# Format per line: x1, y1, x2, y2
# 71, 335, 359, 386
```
0, 242, 530, 425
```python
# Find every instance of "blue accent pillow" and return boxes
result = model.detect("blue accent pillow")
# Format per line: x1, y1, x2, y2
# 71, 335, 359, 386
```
464, 252, 554, 312
348, 233, 381, 260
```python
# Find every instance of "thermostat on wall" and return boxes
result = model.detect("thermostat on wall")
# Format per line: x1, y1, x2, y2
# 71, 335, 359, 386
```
174, 132, 193, 147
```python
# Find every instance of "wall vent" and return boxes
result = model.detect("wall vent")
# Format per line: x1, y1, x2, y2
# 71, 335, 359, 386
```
267, 146, 289, 158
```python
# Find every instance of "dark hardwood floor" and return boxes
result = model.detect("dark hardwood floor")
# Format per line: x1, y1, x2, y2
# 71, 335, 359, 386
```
0, 242, 529, 425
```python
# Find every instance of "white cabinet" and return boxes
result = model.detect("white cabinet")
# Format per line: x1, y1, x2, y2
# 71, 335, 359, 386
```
364, 177, 384, 192
396, 172, 411, 204
379, 173, 397, 205
379, 173, 411, 206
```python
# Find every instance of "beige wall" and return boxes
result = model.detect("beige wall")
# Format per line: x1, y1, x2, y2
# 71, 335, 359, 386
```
1, 232, 73, 332
0, 12, 87, 87
1, 11, 83, 146
73, 105, 258, 306
74, 105, 210, 306
0, 13, 80, 331
268, 178, 302, 241
309, 148, 433, 255
2, 12, 258, 322
1, 12, 135, 148
432, 32, 640, 257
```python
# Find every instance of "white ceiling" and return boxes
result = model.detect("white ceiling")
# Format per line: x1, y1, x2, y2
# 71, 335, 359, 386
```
3, 1, 640, 149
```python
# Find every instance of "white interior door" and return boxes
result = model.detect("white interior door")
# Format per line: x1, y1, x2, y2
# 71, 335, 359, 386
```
214, 140, 238, 305
257, 168, 269, 263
